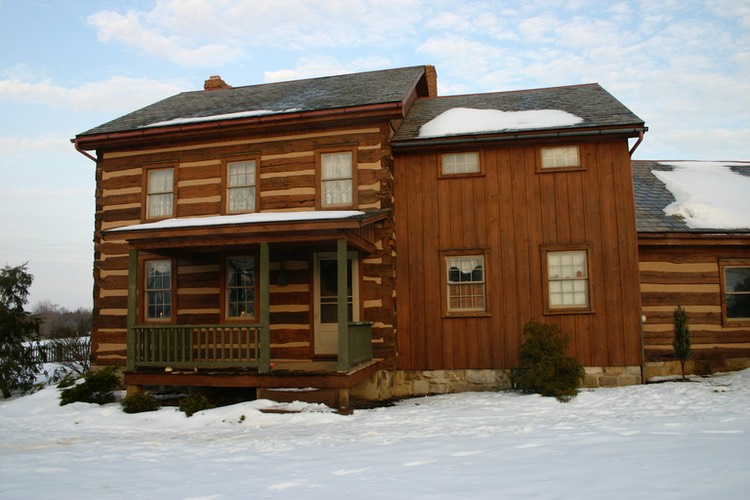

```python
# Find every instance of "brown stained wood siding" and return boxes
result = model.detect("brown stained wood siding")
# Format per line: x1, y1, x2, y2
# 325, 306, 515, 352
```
91, 123, 397, 367
394, 140, 643, 370
639, 242, 750, 361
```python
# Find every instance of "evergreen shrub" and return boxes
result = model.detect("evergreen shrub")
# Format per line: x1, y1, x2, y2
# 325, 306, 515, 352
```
511, 321, 585, 402
59, 366, 122, 406
121, 392, 160, 413
179, 394, 213, 417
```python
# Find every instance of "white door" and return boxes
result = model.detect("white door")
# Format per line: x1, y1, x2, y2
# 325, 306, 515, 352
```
313, 252, 359, 355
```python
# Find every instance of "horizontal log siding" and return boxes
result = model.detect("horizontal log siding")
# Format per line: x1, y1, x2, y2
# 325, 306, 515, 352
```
639, 244, 750, 362
92, 124, 396, 367
394, 140, 642, 370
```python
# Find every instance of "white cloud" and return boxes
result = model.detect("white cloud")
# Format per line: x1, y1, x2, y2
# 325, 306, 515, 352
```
87, 9, 243, 67
263, 55, 392, 83
0, 76, 188, 113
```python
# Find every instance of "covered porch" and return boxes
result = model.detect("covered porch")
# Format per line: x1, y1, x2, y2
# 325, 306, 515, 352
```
112, 210, 389, 395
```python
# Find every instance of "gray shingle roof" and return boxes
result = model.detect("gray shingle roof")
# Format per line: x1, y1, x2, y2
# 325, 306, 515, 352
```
632, 160, 750, 233
392, 83, 645, 142
77, 66, 428, 137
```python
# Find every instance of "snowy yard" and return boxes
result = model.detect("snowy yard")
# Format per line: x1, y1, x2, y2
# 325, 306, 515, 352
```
1, 370, 748, 499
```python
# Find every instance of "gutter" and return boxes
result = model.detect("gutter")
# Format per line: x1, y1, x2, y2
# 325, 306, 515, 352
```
73, 139, 97, 163
392, 126, 648, 150
629, 130, 645, 157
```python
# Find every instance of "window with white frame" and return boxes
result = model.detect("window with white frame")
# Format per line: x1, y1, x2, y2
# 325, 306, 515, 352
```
226, 256, 256, 319
446, 255, 486, 313
442, 152, 480, 175
540, 146, 580, 169
321, 151, 353, 207
145, 260, 172, 320
146, 168, 174, 219
546, 250, 589, 310
227, 160, 256, 213
721, 262, 750, 323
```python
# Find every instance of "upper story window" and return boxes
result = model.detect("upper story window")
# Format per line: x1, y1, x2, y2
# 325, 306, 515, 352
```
320, 151, 354, 208
441, 152, 480, 176
146, 168, 174, 219
226, 256, 256, 319
445, 254, 486, 314
544, 247, 590, 312
145, 259, 172, 320
540, 146, 581, 170
720, 260, 750, 325
227, 160, 256, 213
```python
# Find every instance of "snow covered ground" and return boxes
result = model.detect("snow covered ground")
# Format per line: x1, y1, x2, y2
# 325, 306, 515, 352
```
1, 370, 749, 500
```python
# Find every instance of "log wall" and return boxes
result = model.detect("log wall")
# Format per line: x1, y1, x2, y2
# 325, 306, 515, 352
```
93, 125, 397, 366
639, 241, 750, 368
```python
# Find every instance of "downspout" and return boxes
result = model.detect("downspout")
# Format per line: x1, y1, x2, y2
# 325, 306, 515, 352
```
628, 130, 645, 157
72, 139, 98, 163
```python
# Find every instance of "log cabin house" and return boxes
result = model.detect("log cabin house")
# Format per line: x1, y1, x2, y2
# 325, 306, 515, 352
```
633, 160, 750, 377
72, 65, 654, 405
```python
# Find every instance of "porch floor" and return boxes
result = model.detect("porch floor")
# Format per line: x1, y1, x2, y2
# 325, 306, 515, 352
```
124, 358, 382, 390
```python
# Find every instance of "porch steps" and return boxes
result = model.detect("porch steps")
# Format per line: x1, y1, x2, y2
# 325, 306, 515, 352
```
257, 387, 351, 410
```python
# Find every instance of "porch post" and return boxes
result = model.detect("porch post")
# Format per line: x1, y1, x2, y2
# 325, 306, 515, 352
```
259, 242, 271, 373
337, 238, 350, 372
126, 249, 138, 372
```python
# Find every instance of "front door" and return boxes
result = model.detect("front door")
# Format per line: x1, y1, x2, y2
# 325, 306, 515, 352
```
313, 252, 359, 355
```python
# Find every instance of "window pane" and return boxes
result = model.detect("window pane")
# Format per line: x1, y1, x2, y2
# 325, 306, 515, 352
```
446, 255, 485, 312
147, 169, 174, 218
228, 187, 255, 212
725, 266, 750, 319
322, 152, 352, 180
227, 257, 255, 318
228, 161, 255, 186
442, 152, 480, 175
145, 260, 171, 319
541, 146, 580, 169
547, 250, 589, 309
322, 179, 352, 206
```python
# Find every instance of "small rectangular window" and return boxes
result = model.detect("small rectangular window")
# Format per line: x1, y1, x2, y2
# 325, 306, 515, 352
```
442, 152, 480, 175
541, 146, 580, 169
145, 260, 172, 320
321, 151, 353, 207
546, 249, 589, 310
146, 168, 174, 219
227, 160, 256, 213
720, 260, 750, 324
446, 255, 486, 313
226, 256, 256, 319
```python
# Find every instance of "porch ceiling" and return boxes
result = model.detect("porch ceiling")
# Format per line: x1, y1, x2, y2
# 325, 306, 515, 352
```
108, 210, 389, 254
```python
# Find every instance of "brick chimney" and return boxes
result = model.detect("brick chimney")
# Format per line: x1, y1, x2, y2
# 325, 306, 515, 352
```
204, 75, 232, 91
424, 65, 438, 97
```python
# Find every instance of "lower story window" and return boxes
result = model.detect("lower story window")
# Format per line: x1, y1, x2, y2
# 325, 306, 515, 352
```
226, 256, 256, 319
446, 255, 486, 313
721, 260, 750, 323
546, 249, 590, 311
145, 260, 172, 319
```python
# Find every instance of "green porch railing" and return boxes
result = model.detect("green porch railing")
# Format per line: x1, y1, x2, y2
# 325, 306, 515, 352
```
130, 324, 264, 371
340, 321, 374, 372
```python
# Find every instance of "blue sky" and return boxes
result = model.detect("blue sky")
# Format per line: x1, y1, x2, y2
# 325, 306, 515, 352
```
1, 0, 748, 310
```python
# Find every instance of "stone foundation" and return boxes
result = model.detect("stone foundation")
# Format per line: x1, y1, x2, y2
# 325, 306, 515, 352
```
351, 365, 644, 401
645, 358, 750, 380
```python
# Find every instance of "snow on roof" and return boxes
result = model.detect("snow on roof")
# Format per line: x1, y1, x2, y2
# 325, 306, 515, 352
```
108, 210, 366, 232
142, 109, 302, 128
418, 107, 583, 138
652, 161, 750, 229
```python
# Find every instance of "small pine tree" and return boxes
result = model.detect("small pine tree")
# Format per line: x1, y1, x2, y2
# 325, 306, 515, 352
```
0, 264, 42, 398
511, 321, 585, 402
673, 305, 691, 381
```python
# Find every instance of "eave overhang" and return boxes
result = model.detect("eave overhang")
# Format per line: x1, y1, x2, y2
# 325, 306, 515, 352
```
72, 102, 407, 153
104, 210, 390, 255
392, 124, 648, 151
637, 231, 750, 246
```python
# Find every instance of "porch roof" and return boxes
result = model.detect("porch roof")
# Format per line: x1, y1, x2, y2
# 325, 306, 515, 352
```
106, 209, 389, 254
